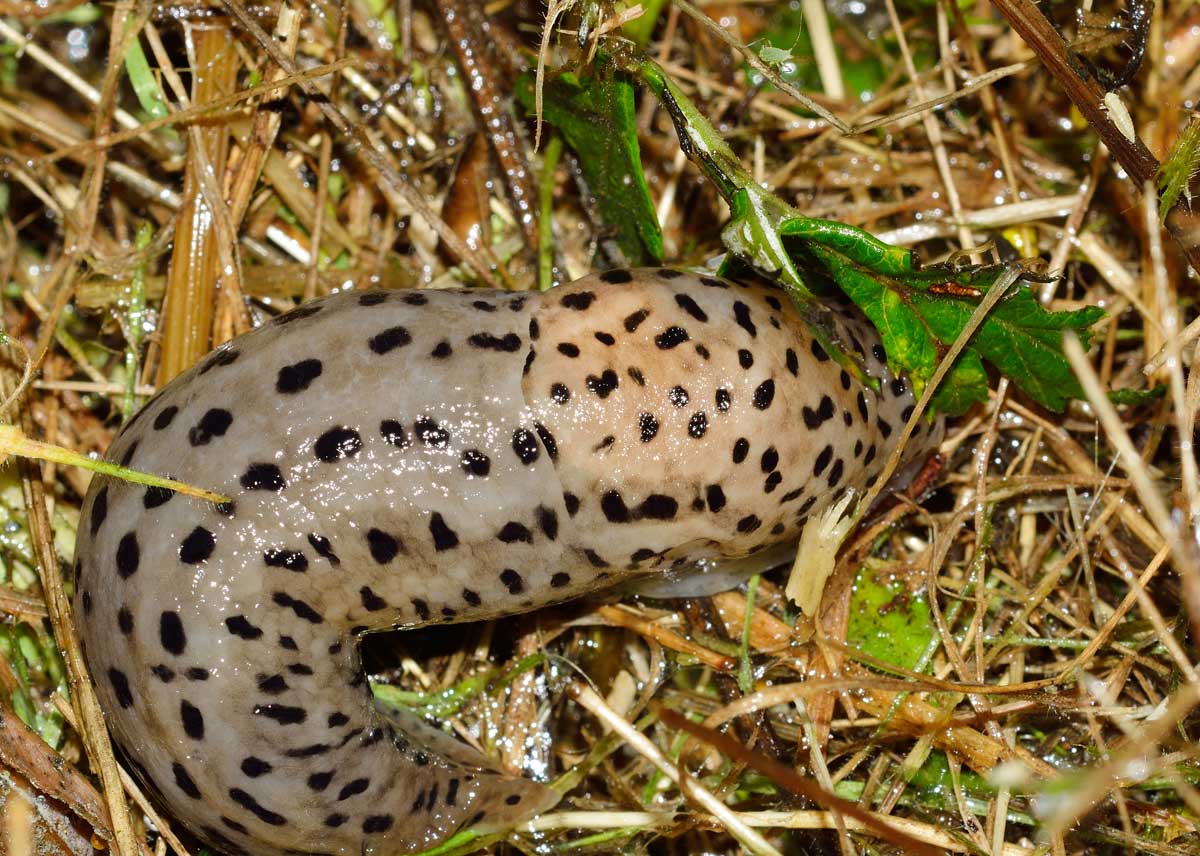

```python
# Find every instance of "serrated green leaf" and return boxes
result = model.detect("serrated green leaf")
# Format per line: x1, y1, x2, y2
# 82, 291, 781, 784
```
910, 285, 1105, 411
806, 242, 1105, 413
929, 349, 989, 413
630, 56, 1105, 414
515, 65, 662, 266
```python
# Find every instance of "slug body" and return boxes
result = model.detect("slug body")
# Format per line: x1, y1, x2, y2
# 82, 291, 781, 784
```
74, 268, 930, 856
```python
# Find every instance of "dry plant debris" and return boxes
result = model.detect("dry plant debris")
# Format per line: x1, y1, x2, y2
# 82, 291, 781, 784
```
0, 1, 1197, 855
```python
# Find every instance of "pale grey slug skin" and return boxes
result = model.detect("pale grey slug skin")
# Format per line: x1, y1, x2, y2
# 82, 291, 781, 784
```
73, 268, 933, 856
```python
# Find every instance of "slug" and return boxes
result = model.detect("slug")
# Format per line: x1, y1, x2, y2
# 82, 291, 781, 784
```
73, 268, 933, 856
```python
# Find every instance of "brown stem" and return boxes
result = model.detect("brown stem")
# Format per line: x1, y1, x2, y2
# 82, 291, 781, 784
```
439, 0, 540, 255
678, 598, 789, 767
990, 0, 1200, 274
156, 22, 240, 384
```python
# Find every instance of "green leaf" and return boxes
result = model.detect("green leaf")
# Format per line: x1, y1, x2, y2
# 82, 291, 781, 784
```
1108, 384, 1168, 406
801, 239, 1105, 412
930, 349, 988, 413
846, 561, 935, 673
630, 57, 1106, 414
1157, 114, 1200, 223
516, 64, 662, 266
123, 38, 171, 122
622, 0, 670, 47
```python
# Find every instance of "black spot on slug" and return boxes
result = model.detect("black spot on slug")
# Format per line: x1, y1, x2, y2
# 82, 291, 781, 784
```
108, 668, 133, 708
468, 332, 522, 352
116, 532, 140, 578
276, 359, 323, 394
314, 427, 362, 462
159, 611, 186, 655
732, 301, 756, 337
512, 428, 539, 465
674, 293, 708, 322
368, 326, 412, 354
655, 326, 689, 349
229, 788, 286, 826
180, 700, 205, 739
179, 527, 215, 564
188, 408, 233, 446
429, 513, 460, 551
264, 549, 309, 573
241, 464, 285, 491
153, 406, 178, 430
561, 291, 596, 309
461, 449, 491, 477
173, 763, 201, 798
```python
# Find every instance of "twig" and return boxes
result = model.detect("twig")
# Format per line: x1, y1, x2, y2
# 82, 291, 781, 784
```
991, 0, 1200, 274
658, 705, 947, 856
12, 412, 140, 856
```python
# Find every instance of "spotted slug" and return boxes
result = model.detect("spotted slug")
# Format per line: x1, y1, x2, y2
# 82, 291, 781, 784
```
73, 267, 932, 856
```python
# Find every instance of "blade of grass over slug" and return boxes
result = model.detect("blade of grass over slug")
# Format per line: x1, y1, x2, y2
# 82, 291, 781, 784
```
655, 705, 946, 856
0, 426, 229, 504
516, 58, 662, 267
627, 56, 1105, 414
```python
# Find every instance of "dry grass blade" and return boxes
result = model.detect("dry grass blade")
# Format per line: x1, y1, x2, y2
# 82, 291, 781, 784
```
155, 21, 240, 383
596, 604, 737, 671
38, 59, 354, 167
670, 0, 849, 132
1063, 334, 1200, 643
